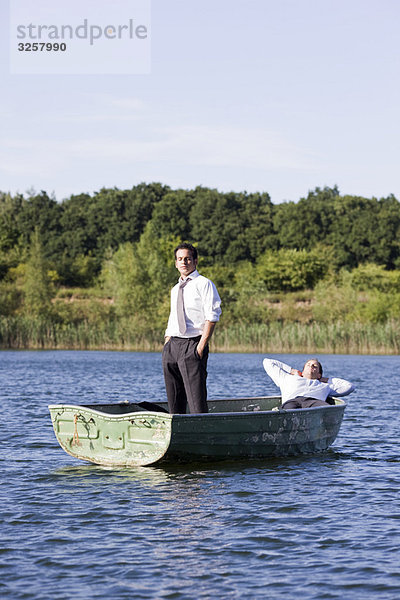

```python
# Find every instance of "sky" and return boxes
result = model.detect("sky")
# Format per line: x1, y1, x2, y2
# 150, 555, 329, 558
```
1, 0, 399, 204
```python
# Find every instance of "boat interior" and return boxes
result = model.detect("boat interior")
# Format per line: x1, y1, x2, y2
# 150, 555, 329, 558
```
81, 396, 283, 415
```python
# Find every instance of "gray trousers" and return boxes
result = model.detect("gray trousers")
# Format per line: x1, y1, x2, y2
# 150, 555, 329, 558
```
162, 336, 209, 414
282, 396, 330, 409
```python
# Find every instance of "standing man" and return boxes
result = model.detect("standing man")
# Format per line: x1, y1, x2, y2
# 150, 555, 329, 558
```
162, 243, 221, 414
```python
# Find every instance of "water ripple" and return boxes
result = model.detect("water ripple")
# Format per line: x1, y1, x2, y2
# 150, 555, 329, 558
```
1, 351, 400, 599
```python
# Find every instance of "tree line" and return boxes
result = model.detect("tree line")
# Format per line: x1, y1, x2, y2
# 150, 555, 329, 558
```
1, 184, 400, 288
1, 183, 400, 352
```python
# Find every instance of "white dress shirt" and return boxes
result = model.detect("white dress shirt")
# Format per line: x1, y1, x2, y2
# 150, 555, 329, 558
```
165, 270, 221, 338
263, 358, 355, 404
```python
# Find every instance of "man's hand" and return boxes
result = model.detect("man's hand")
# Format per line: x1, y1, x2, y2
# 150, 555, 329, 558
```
196, 344, 204, 359
290, 368, 302, 376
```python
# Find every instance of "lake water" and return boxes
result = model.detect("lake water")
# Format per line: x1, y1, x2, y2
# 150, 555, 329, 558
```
1, 350, 400, 600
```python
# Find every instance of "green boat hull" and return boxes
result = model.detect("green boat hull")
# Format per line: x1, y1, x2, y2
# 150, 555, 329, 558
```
49, 396, 346, 467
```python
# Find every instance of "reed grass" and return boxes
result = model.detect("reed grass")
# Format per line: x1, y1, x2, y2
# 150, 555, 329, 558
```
213, 321, 400, 354
1, 316, 399, 354
0, 316, 161, 351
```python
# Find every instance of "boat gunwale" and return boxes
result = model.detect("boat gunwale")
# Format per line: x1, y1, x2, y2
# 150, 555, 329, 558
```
48, 397, 346, 419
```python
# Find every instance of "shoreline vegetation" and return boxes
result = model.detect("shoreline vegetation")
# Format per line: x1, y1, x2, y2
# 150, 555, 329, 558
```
1, 184, 400, 355
1, 316, 399, 355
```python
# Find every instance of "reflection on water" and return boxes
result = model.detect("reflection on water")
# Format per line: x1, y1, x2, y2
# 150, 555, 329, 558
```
53, 464, 176, 487
1, 350, 400, 600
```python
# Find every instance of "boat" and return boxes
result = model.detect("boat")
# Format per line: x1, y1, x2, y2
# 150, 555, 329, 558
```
48, 395, 346, 467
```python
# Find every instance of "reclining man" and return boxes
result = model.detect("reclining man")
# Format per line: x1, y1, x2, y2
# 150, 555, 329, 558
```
263, 357, 355, 409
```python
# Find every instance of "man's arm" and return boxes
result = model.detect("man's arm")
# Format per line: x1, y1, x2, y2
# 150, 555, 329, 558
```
264, 358, 293, 375
263, 358, 293, 388
328, 377, 355, 396
196, 321, 217, 358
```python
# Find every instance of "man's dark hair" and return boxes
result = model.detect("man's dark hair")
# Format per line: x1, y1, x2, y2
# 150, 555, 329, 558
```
174, 243, 198, 261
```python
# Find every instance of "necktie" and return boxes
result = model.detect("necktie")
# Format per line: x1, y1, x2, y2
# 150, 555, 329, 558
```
177, 278, 191, 335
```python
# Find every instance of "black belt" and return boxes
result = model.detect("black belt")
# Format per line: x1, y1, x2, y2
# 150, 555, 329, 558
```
171, 335, 201, 341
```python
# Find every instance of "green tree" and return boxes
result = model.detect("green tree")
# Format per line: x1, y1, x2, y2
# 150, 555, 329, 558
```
189, 187, 275, 264
330, 194, 400, 269
256, 248, 327, 292
347, 263, 400, 293
16, 191, 63, 260
59, 183, 170, 284
273, 188, 400, 271
150, 189, 196, 240
0, 193, 26, 280
101, 224, 178, 330
372, 195, 400, 268
331, 195, 381, 268
0, 193, 23, 253
23, 229, 53, 316
273, 186, 339, 252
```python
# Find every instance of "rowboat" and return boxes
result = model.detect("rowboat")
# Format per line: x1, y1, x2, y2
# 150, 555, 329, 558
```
48, 396, 346, 467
